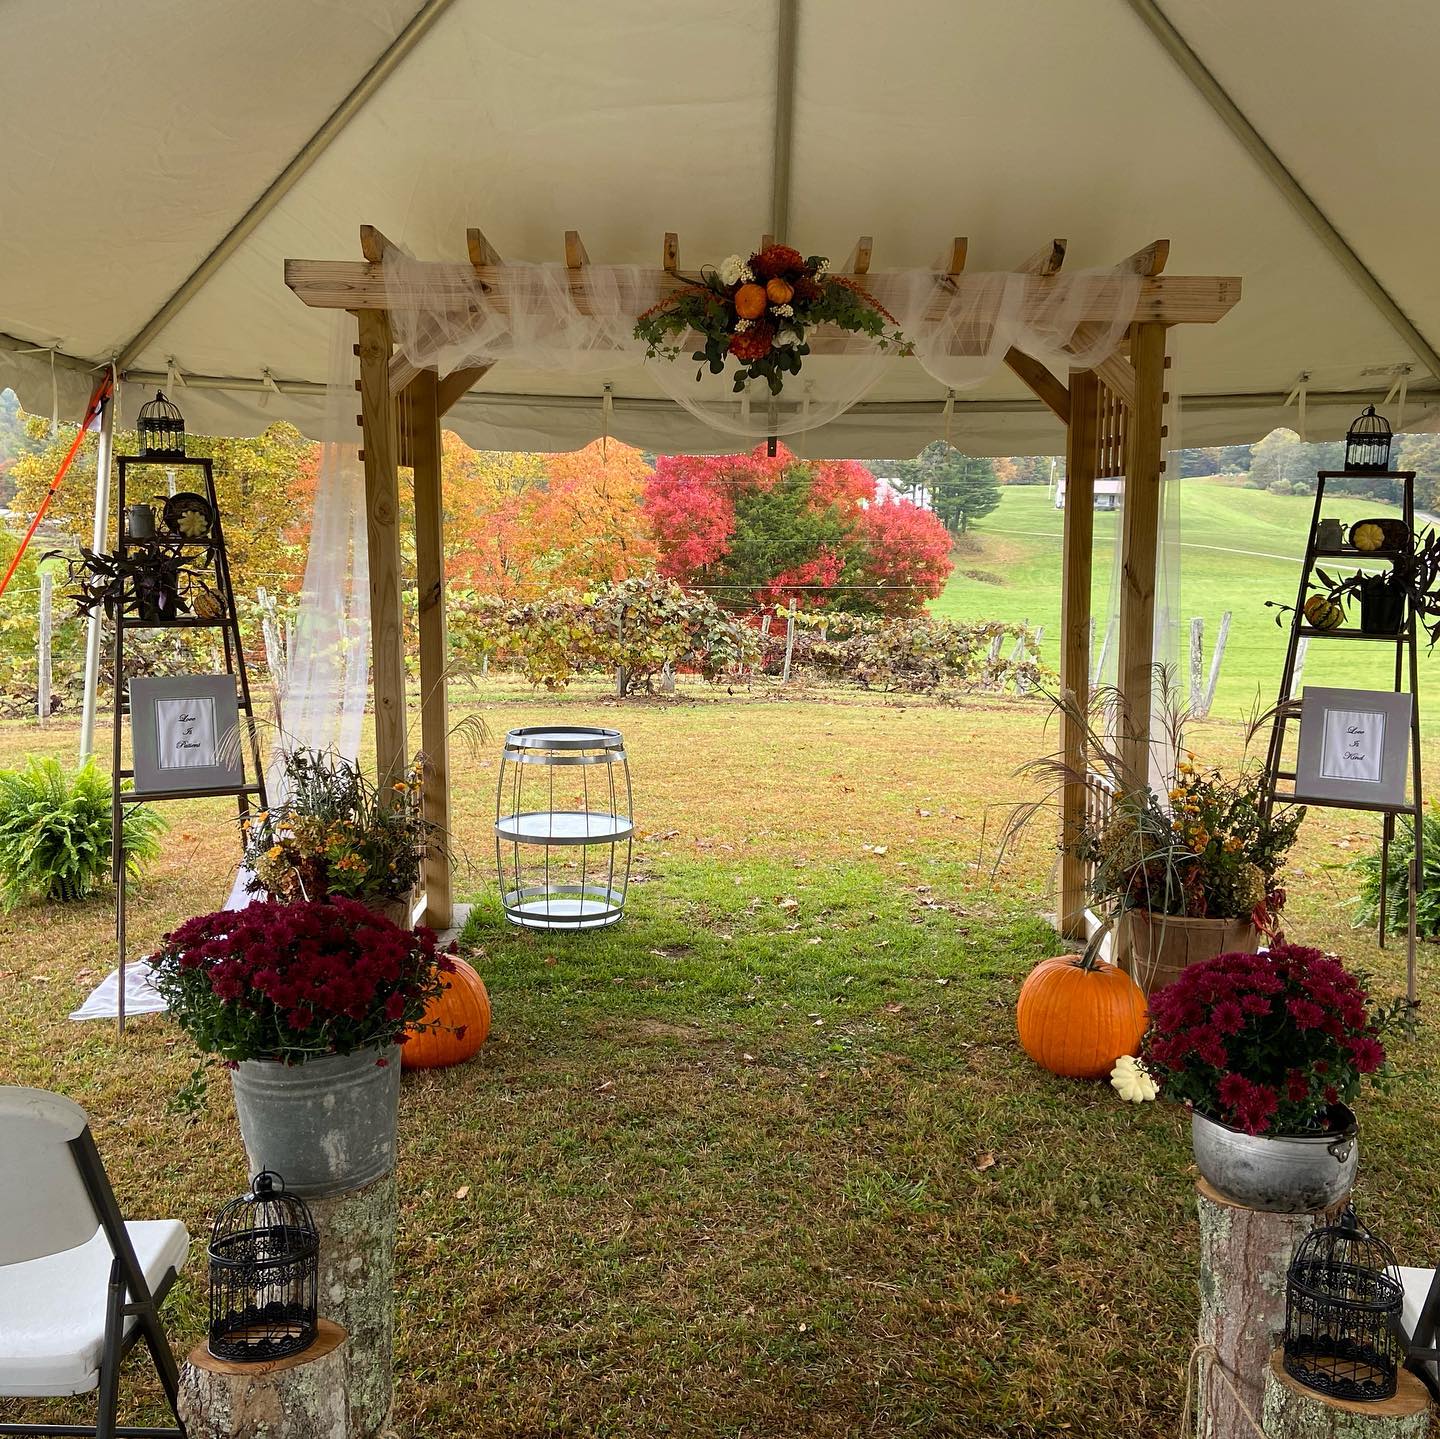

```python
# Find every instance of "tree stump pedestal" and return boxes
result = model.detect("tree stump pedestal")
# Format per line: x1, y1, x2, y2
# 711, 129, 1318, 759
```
1263, 1350, 1433, 1438
1196, 1178, 1347, 1439
178, 1319, 350, 1439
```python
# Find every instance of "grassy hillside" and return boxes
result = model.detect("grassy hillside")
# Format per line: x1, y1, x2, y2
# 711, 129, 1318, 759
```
931, 479, 1431, 722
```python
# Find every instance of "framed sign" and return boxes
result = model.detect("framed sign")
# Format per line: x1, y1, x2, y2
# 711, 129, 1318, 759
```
1294, 686, 1413, 810
129, 675, 245, 794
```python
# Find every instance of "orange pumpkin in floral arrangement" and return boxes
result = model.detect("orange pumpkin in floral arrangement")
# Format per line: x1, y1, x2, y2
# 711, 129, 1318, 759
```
733, 283, 768, 320
766, 278, 794, 305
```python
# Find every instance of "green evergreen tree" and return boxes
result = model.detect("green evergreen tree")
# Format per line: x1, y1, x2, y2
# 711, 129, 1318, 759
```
876, 442, 1000, 534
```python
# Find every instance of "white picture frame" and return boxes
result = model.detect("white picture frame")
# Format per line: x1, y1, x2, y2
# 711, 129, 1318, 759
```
1293, 686, 1413, 810
129, 674, 245, 795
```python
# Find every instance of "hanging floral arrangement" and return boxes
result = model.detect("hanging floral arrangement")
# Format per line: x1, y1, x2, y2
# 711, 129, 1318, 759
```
634, 244, 908, 396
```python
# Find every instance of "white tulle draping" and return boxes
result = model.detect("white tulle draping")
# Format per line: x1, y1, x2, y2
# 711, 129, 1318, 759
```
382, 252, 1142, 442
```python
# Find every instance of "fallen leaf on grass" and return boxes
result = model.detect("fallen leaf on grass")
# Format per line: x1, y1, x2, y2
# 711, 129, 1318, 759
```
597, 1079, 615, 1093
454, 1185, 470, 1201
883, 1002, 904, 1015
646, 828, 680, 841
862, 844, 889, 856
975, 1152, 997, 1172
777, 896, 799, 911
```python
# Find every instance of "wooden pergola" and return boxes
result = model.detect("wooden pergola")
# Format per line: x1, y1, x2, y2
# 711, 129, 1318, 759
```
285, 227, 1240, 933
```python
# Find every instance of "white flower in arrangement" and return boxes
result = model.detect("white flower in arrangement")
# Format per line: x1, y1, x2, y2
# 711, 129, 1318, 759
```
775, 327, 803, 348
717, 254, 747, 287
772, 303, 795, 318
815, 257, 831, 274
1110, 1054, 1158, 1104
734, 317, 753, 332
741, 264, 755, 283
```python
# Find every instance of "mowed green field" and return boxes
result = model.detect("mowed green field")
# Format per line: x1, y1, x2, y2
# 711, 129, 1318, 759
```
932, 480, 1428, 722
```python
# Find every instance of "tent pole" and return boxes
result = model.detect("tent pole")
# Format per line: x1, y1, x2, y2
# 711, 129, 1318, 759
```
79, 372, 116, 764
1059, 370, 1099, 939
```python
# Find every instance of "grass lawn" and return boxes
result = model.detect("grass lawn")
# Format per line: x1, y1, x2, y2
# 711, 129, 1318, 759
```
933, 480, 1432, 723
2, 681, 1438, 1437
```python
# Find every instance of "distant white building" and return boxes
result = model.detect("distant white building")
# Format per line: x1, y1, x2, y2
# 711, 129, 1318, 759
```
1054, 477, 1124, 511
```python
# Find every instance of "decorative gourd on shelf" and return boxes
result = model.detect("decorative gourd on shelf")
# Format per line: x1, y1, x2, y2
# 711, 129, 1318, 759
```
402, 957, 491, 1069
1302, 593, 1344, 631
1351, 522, 1386, 553
1015, 929, 1147, 1080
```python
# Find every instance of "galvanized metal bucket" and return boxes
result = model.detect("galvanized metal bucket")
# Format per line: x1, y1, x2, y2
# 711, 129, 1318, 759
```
230, 1044, 401, 1196
1192, 1105, 1358, 1213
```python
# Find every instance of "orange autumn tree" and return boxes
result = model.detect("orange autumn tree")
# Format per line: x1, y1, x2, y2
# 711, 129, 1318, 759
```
440, 437, 548, 597
517, 439, 657, 592
440, 435, 656, 598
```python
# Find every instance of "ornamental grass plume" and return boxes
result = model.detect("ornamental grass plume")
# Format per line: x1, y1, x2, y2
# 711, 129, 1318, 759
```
1141, 942, 1410, 1136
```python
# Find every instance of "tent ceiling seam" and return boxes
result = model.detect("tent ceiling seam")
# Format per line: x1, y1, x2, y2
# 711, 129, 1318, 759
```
112, 0, 459, 374
1122, 0, 1440, 386
769, 0, 799, 244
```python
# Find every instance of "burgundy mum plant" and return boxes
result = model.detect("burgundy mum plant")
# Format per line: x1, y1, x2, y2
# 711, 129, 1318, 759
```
152, 897, 453, 1065
1142, 943, 1406, 1136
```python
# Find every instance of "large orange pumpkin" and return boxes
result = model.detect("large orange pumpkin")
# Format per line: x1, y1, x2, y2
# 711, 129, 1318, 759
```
402, 958, 492, 1070
1015, 947, 1147, 1080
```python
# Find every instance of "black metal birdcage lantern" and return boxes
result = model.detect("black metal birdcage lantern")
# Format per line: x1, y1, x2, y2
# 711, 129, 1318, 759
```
1345, 405, 1393, 473
1283, 1204, 1404, 1403
208, 1170, 319, 1363
137, 389, 186, 459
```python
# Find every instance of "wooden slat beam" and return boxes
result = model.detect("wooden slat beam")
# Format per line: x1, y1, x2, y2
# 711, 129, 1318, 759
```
850, 236, 873, 276
1003, 347, 1070, 425
288, 261, 1242, 326
356, 309, 408, 797
565, 230, 589, 269
946, 238, 968, 277
1116, 239, 1170, 276
437, 363, 494, 416
1059, 369, 1100, 939
407, 368, 452, 929
663, 233, 679, 274
359, 224, 393, 263
760, 233, 775, 252
467, 227, 502, 267
1019, 239, 1067, 276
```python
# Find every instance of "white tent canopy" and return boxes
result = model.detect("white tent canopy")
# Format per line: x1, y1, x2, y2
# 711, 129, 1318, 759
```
3, 0, 1438, 457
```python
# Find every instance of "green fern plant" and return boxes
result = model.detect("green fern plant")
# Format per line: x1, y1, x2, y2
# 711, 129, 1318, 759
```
0, 757, 166, 910
1350, 803, 1440, 940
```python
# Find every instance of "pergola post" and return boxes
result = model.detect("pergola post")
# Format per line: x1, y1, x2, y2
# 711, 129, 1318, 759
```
1059, 369, 1100, 937
355, 308, 409, 798
1115, 322, 1168, 788
407, 369, 453, 928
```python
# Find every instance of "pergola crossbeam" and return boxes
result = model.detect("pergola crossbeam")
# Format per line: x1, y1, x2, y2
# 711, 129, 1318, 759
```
286, 259, 1241, 326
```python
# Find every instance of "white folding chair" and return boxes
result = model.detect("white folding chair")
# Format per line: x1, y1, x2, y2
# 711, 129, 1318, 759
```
1400, 1265, 1440, 1400
0, 1086, 188, 1438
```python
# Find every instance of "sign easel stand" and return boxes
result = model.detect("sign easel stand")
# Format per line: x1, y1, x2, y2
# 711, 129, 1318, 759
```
111, 452, 268, 1034
1261, 467, 1422, 1004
